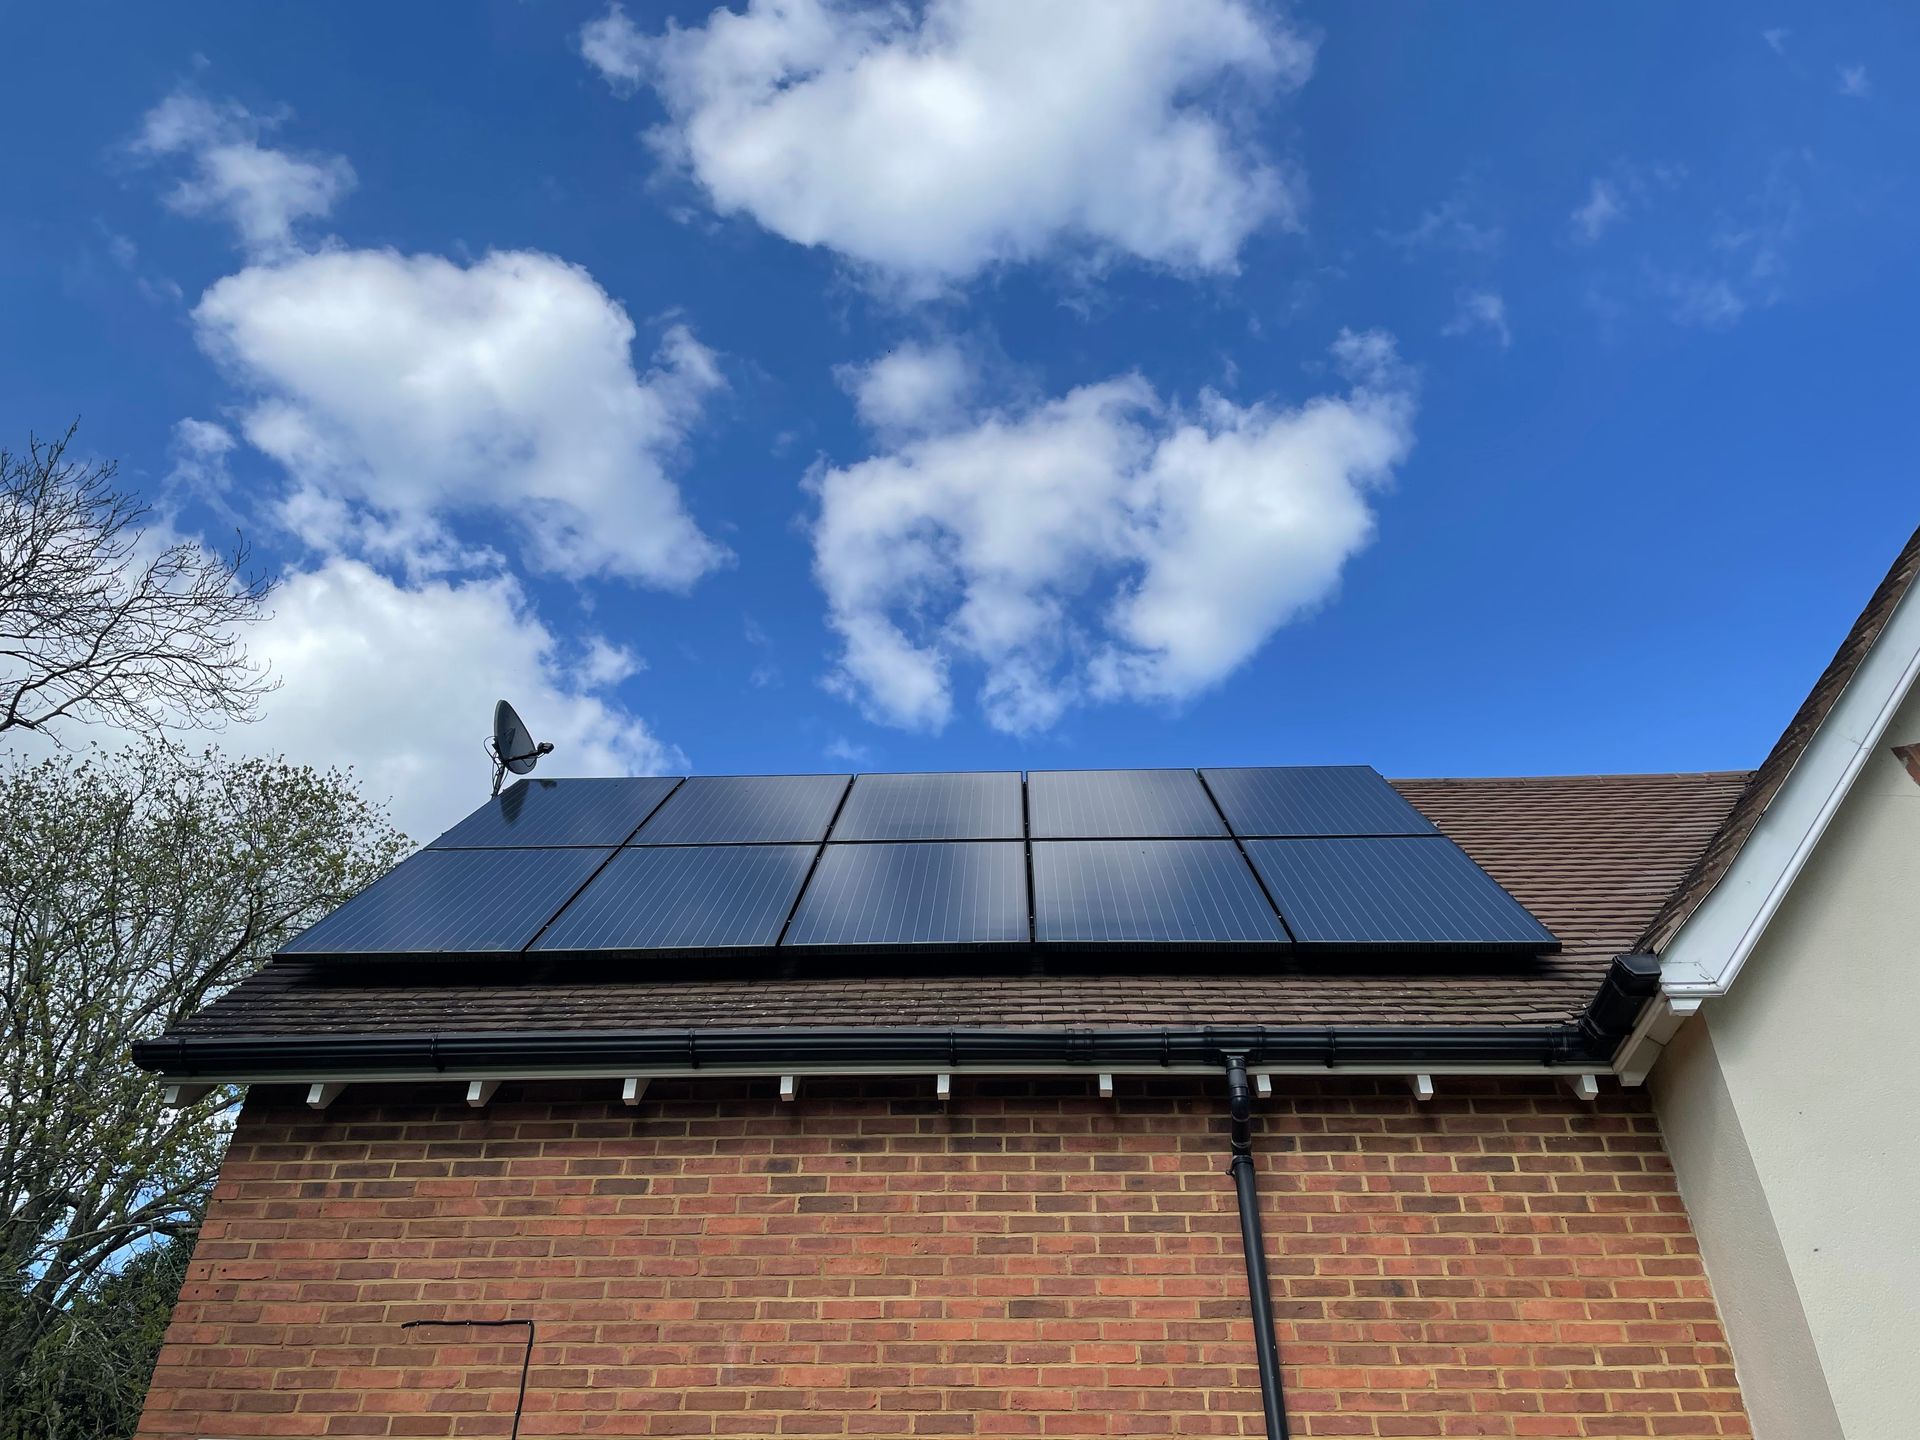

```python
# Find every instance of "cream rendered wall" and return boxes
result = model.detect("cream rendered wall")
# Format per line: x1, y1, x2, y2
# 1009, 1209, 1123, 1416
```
1654, 682, 1920, 1440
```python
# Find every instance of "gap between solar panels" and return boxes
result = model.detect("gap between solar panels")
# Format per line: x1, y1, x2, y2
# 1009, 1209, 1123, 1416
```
279, 766, 1557, 962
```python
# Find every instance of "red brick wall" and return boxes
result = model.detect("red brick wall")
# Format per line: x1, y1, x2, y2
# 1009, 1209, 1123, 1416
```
138, 1077, 1749, 1439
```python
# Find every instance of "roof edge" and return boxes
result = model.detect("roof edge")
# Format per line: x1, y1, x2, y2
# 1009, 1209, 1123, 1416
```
134, 963, 1660, 1082
1625, 527, 1920, 1055
1637, 524, 1920, 958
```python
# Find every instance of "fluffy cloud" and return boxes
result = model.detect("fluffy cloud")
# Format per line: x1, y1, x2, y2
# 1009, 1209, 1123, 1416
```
231, 559, 681, 841
591, 0, 1313, 285
836, 341, 974, 436
123, 90, 701, 825
134, 91, 355, 258
579, 4, 651, 94
192, 248, 728, 587
811, 332, 1416, 733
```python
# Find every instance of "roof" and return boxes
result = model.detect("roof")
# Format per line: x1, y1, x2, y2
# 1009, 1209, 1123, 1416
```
1636, 522, 1920, 954
164, 769, 1748, 1041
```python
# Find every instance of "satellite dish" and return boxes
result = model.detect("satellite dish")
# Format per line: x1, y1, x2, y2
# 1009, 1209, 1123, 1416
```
487, 699, 555, 796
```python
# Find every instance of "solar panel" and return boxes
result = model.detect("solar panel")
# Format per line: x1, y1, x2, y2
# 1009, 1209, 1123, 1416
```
829, 772, 1023, 841
534, 844, 816, 952
1031, 840, 1285, 944
785, 842, 1028, 947
1027, 770, 1225, 839
281, 847, 609, 956
1245, 836, 1556, 949
632, 774, 850, 845
429, 776, 682, 849
1201, 766, 1438, 838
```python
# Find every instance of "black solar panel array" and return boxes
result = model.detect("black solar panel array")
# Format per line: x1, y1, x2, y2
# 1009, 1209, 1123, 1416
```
1031, 840, 1284, 945
429, 776, 681, 849
534, 844, 816, 952
831, 772, 1023, 841
283, 846, 611, 956
287, 767, 1558, 960
1027, 769, 1226, 838
786, 841, 1028, 947
632, 774, 849, 845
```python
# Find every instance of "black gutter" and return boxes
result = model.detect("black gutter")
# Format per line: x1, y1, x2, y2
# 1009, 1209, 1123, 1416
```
134, 956, 1661, 1077
133, 1017, 1630, 1078
1223, 1055, 1290, 1439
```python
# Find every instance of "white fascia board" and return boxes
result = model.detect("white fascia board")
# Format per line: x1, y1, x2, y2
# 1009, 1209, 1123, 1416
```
1660, 579, 1920, 1000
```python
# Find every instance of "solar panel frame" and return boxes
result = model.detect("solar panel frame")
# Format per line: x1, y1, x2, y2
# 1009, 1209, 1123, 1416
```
533, 844, 819, 953
280, 846, 612, 957
1200, 765, 1440, 838
428, 776, 683, 849
1026, 769, 1227, 839
784, 841, 1030, 949
631, 774, 852, 845
1030, 839, 1287, 947
1245, 836, 1557, 952
829, 772, 1025, 842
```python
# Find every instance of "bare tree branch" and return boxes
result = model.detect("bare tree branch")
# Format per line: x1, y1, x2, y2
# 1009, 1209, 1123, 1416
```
0, 423, 275, 742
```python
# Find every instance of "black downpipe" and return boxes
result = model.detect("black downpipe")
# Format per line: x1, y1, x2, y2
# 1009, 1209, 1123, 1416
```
1223, 1055, 1289, 1440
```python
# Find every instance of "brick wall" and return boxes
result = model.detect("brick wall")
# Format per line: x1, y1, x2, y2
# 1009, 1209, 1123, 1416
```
137, 1077, 1749, 1439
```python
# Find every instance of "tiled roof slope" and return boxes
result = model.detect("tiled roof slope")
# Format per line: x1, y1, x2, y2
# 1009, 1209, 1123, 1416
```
1636, 522, 1920, 953
172, 770, 1749, 1038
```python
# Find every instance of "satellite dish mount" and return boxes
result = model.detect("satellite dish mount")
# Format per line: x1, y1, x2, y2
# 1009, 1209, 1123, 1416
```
487, 699, 555, 796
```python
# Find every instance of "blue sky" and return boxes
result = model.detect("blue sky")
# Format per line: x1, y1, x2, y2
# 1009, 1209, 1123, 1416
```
2, 2, 1914, 840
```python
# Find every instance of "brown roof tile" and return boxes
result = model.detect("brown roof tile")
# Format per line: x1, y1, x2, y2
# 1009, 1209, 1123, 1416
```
172, 769, 1750, 1039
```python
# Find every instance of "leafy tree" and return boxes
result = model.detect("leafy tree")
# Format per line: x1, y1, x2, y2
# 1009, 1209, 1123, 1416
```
3, 1234, 195, 1440
0, 423, 273, 741
0, 743, 409, 1438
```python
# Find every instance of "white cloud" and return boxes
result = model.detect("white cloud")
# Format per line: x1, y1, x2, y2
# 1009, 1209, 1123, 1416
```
598, 0, 1313, 286
133, 90, 354, 258
580, 636, 644, 686
579, 4, 649, 94
1762, 28, 1790, 55
166, 417, 236, 490
836, 341, 974, 436
122, 88, 697, 831
192, 248, 729, 587
1570, 163, 1688, 246
1668, 277, 1747, 329
1382, 193, 1502, 255
1837, 64, 1871, 99
1442, 290, 1511, 348
823, 735, 872, 765
811, 331, 1416, 733
1665, 158, 1801, 328
231, 558, 681, 842
1571, 178, 1626, 243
